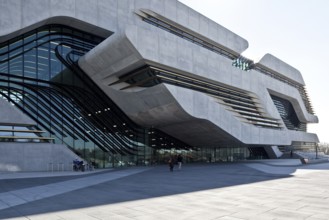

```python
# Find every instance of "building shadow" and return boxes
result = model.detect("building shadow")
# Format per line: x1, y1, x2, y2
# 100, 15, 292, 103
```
0, 163, 302, 218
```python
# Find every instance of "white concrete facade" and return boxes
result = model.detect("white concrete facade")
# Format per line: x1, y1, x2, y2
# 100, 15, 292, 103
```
0, 0, 319, 148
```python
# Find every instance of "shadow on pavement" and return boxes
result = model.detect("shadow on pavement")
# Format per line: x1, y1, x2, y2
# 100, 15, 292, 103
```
0, 163, 297, 218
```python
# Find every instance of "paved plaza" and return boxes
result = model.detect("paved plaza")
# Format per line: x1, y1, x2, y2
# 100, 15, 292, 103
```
1, 161, 329, 220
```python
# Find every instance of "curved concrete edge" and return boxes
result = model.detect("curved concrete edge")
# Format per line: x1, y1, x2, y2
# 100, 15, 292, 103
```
168, 85, 319, 145
97, 83, 195, 128
0, 0, 115, 42
268, 88, 318, 124
247, 67, 317, 126
122, 26, 315, 127
123, 24, 238, 88
0, 16, 112, 43
77, 25, 319, 146
165, 84, 244, 144
79, 29, 145, 80
257, 53, 305, 85
139, 1, 249, 54
175, 2, 249, 54
101, 82, 319, 146
83, 82, 239, 147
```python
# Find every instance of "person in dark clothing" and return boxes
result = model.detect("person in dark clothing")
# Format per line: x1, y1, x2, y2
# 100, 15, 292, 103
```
177, 154, 183, 170
168, 157, 175, 172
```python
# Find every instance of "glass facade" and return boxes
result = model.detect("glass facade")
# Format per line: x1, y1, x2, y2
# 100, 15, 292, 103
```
0, 24, 271, 166
0, 25, 198, 168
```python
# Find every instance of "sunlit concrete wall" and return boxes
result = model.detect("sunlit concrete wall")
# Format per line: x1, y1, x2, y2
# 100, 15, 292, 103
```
0, 0, 319, 147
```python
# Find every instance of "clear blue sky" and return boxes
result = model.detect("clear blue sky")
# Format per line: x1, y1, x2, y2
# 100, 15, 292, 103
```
179, 0, 329, 143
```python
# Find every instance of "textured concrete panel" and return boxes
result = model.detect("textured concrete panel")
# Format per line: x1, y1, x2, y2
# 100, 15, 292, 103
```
50, 0, 75, 17
216, 56, 234, 86
117, 0, 135, 26
258, 53, 305, 85
176, 86, 194, 115
136, 26, 159, 62
0, 0, 22, 36
188, 7, 199, 33
79, 30, 144, 80
95, 83, 192, 127
22, 0, 50, 28
158, 32, 178, 67
176, 39, 194, 72
193, 89, 208, 118
207, 19, 218, 43
250, 126, 261, 144
176, 2, 189, 27
192, 47, 208, 77
75, 0, 98, 24
167, 86, 265, 145
199, 15, 209, 37
231, 65, 243, 89
0, 143, 80, 171
0, 98, 36, 125
97, 0, 118, 30
150, 0, 165, 15
164, 0, 177, 22
241, 123, 252, 144
206, 51, 221, 78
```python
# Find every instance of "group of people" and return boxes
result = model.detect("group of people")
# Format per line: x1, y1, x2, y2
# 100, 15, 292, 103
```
168, 154, 183, 172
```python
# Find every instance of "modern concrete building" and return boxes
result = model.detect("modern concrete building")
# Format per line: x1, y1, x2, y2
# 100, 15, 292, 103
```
0, 0, 319, 171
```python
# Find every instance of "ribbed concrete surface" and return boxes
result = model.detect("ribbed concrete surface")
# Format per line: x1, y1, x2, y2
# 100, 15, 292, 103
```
1, 162, 329, 219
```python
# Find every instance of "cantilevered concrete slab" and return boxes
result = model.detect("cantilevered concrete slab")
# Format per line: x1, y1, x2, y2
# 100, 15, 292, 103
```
0, 0, 319, 149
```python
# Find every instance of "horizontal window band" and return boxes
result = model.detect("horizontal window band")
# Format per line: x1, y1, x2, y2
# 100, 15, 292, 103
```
136, 9, 314, 115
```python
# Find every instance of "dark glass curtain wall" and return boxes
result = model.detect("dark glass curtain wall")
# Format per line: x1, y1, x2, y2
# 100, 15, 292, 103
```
270, 95, 306, 131
0, 25, 191, 167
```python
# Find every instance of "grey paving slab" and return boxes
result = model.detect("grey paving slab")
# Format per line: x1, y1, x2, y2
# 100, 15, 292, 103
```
0, 162, 329, 219
0, 168, 150, 212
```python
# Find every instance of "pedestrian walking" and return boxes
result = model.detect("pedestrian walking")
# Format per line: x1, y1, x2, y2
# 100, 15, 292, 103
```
177, 154, 183, 170
168, 156, 175, 172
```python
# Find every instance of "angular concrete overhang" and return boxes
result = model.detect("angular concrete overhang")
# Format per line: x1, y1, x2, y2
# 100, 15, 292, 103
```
79, 25, 319, 146
253, 54, 318, 124
257, 54, 305, 85
1, 0, 318, 146
267, 88, 318, 124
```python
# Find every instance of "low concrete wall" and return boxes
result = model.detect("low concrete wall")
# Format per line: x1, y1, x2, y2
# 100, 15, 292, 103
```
0, 143, 80, 172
